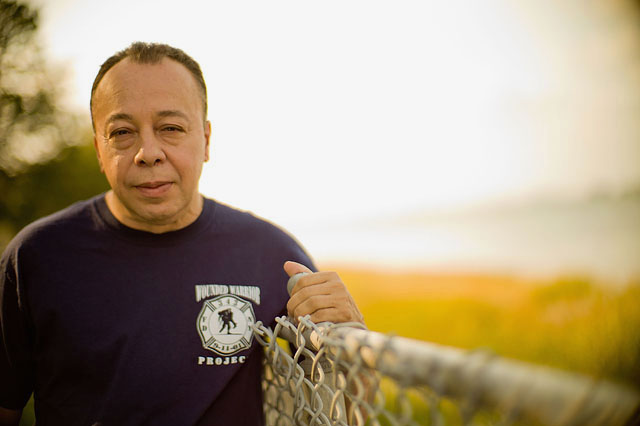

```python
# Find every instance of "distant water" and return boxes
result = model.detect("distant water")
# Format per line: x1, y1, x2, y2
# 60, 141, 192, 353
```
301, 197, 640, 285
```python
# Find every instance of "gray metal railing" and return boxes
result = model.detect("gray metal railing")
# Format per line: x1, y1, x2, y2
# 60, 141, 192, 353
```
253, 315, 640, 426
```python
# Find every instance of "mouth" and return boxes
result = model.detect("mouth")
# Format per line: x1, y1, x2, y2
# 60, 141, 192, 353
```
134, 181, 173, 197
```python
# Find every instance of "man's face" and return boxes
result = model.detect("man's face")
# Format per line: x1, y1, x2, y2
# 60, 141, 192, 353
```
92, 58, 211, 232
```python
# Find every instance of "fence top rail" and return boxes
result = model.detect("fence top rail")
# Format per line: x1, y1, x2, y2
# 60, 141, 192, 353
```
255, 315, 640, 426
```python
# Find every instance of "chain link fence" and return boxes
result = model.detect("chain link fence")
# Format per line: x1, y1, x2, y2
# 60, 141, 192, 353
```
252, 316, 640, 426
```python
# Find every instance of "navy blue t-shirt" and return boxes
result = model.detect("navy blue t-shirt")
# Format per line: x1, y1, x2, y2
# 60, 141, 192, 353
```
0, 194, 315, 425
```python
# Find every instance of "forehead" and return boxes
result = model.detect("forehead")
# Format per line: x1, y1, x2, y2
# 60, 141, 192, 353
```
93, 57, 203, 123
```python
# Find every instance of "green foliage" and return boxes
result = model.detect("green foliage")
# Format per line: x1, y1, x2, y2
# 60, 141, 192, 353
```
0, 0, 109, 251
1, 0, 80, 175
0, 140, 110, 248
0, 1, 35, 51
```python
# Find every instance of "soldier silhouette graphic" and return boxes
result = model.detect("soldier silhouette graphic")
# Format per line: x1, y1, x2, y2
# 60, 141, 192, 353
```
218, 309, 237, 334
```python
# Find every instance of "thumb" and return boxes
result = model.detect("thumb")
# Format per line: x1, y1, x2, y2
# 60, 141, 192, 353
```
283, 260, 313, 278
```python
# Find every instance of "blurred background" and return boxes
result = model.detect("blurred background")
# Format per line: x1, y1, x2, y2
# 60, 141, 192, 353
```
1, 0, 639, 422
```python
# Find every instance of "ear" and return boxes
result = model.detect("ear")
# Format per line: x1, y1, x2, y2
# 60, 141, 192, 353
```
93, 135, 105, 173
203, 121, 212, 162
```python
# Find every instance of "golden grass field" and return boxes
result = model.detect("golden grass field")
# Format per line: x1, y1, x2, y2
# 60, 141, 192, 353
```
325, 265, 640, 390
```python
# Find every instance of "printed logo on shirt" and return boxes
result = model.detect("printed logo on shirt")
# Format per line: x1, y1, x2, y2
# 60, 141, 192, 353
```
196, 294, 256, 356
195, 284, 261, 305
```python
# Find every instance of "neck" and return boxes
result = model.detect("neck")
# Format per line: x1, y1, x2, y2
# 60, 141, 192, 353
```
104, 190, 204, 234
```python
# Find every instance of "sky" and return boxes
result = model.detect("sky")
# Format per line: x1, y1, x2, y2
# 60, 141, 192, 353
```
30, 0, 640, 275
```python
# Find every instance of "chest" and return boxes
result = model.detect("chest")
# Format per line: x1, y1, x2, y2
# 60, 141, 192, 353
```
24, 245, 284, 386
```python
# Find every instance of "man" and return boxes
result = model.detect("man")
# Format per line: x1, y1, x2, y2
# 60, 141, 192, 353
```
0, 42, 363, 425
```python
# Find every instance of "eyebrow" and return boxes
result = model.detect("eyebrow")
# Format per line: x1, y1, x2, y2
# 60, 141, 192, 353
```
156, 110, 189, 121
106, 113, 134, 125
105, 110, 189, 126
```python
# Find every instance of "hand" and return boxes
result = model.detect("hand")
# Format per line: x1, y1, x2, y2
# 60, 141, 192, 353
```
284, 261, 365, 325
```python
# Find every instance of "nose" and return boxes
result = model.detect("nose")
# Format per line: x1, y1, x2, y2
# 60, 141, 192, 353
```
134, 128, 166, 166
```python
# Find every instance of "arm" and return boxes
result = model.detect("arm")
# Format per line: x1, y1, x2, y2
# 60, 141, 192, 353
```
1, 250, 35, 426
0, 407, 21, 426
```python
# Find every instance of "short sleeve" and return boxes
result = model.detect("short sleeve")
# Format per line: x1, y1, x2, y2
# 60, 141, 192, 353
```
0, 249, 35, 410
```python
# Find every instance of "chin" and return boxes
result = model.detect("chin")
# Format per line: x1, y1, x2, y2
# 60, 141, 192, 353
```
116, 190, 198, 230
137, 205, 183, 224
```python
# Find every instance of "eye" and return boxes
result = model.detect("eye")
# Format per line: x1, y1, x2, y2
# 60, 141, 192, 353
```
105, 128, 136, 149
161, 125, 184, 133
109, 128, 133, 138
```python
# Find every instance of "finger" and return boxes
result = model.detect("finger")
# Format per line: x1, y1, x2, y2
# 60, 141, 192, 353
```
283, 261, 312, 277
287, 293, 336, 320
307, 307, 358, 324
290, 272, 346, 298
287, 277, 341, 312
286, 272, 308, 296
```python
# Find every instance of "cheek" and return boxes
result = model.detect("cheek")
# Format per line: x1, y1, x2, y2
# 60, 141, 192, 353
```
176, 156, 203, 185
171, 145, 206, 180
103, 153, 130, 183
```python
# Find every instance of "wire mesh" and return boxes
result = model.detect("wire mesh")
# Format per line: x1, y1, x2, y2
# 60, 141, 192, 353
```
252, 316, 640, 426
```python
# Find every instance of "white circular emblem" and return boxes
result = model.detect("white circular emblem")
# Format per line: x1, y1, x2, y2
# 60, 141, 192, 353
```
197, 295, 255, 356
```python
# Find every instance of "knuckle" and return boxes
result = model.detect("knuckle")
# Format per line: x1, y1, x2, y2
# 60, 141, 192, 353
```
310, 295, 328, 313
308, 297, 321, 311
316, 311, 331, 323
293, 301, 306, 316
293, 304, 307, 319
305, 299, 317, 313
298, 274, 310, 287
326, 283, 341, 295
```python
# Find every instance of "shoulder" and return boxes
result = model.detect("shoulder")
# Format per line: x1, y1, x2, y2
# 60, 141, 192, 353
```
3, 195, 103, 258
206, 198, 312, 259
209, 199, 297, 241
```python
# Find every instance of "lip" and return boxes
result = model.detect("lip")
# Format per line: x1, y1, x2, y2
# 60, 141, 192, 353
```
134, 181, 173, 197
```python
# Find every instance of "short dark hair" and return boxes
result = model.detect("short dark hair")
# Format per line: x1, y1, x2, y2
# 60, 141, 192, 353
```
90, 42, 208, 129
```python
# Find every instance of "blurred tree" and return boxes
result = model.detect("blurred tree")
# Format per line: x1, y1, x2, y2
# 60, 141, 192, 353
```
0, 0, 109, 251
